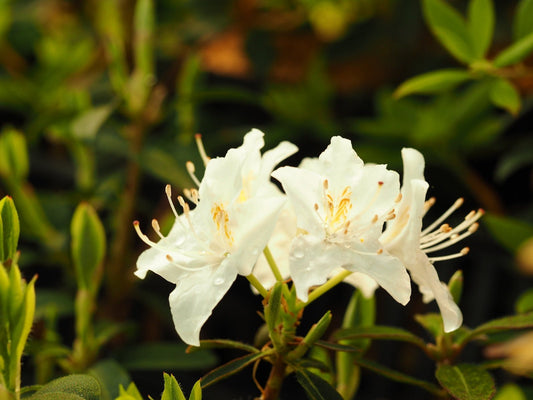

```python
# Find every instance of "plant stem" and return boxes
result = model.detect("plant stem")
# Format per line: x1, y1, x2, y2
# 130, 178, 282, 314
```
263, 246, 283, 282
261, 356, 287, 400
296, 270, 352, 311
247, 274, 268, 298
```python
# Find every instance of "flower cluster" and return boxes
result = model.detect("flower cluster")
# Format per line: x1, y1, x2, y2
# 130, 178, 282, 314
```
134, 130, 482, 346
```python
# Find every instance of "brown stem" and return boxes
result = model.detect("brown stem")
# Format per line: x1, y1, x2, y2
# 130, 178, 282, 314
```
260, 356, 287, 400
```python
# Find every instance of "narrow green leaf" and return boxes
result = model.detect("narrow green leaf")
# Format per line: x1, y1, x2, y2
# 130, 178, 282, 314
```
467, 0, 494, 58
133, 0, 154, 79
294, 369, 343, 400
513, 0, 533, 40
494, 383, 526, 400
314, 340, 361, 353
459, 312, 533, 345
192, 339, 258, 354
161, 373, 186, 400
200, 351, 269, 388
333, 326, 426, 349
307, 346, 334, 384
489, 79, 521, 115
515, 289, 533, 314
415, 313, 444, 338
0, 196, 20, 262
355, 357, 444, 396
394, 69, 471, 98
71, 203, 106, 290
71, 104, 115, 140
422, 0, 476, 63
494, 32, 533, 67
119, 343, 217, 371
29, 375, 101, 400
188, 380, 202, 400
483, 214, 533, 253
436, 364, 495, 400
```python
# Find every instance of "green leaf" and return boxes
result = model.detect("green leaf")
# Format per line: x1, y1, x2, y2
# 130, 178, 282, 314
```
333, 326, 426, 349
0, 129, 29, 181
0, 196, 20, 262
200, 351, 269, 388
188, 380, 202, 400
71, 104, 115, 140
294, 369, 343, 400
89, 359, 131, 400
192, 339, 258, 354
448, 270, 463, 304
29, 375, 101, 400
119, 343, 217, 371
35, 289, 75, 320
459, 312, 533, 345
394, 69, 472, 98
71, 203, 106, 290
513, 0, 533, 40
483, 213, 533, 253
355, 357, 444, 396
29, 393, 85, 400
515, 289, 533, 314
422, 0, 476, 63
161, 373, 186, 400
467, 0, 494, 58
494, 384, 526, 400
435, 364, 495, 400
265, 282, 283, 334
489, 79, 521, 115
115, 383, 143, 400
415, 313, 444, 338
494, 32, 533, 67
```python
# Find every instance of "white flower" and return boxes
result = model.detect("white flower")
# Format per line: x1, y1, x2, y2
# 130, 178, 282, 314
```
379, 148, 483, 332
134, 130, 297, 346
272, 136, 411, 304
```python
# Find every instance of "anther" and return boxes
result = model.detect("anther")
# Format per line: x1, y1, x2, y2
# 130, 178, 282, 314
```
151, 219, 164, 238
395, 193, 403, 203
186, 161, 201, 187
323, 179, 329, 190
377, 248, 383, 254
372, 214, 379, 223
378, 181, 384, 186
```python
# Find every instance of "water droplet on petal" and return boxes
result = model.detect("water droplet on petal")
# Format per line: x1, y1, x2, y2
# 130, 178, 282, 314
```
214, 277, 224, 286
293, 250, 304, 259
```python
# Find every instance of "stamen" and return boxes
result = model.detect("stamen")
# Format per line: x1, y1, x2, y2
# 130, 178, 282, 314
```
429, 247, 469, 262
186, 161, 202, 188
395, 193, 403, 203
421, 198, 464, 236
165, 185, 180, 219
420, 209, 483, 250
195, 133, 210, 166
424, 223, 479, 253
423, 197, 436, 215
377, 248, 383, 254
151, 219, 164, 239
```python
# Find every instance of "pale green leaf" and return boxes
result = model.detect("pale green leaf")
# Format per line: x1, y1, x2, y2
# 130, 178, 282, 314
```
71, 104, 115, 140
161, 373, 186, 400
0, 196, 19, 262
435, 364, 495, 400
188, 380, 202, 400
395, 69, 471, 98
494, 384, 526, 400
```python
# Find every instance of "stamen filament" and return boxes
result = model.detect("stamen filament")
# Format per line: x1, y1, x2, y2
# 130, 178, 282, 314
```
421, 198, 464, 236
429, 247, 469, 262
186, 161, 202, 188
195, 133, 210, 166
424, 223, 479, 253
151, 219, 165, 239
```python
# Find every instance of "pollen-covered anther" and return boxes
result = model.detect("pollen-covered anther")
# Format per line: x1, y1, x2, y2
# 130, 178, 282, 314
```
372, 214, 379, 223
377, 248, 383, 254
323, 179, 329, 190
395, 193, 403, 203
133, 220, 157, 247
386, 212, 396, 221
151, 219, 164, 239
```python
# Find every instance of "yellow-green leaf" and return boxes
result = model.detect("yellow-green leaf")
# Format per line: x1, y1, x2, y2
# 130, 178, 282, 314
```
0, 196, 20, 263
489, 79, 521, 115
513, 0, 533, 41
467, 0, 494, 58
0, 129, 29, 181
161, 373, 186, 400
494, 31, 533, 67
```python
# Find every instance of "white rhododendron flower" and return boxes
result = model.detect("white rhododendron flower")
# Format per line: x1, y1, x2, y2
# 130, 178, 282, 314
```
380, 148, 483, 332
272, 136, 411, 304
134, 130, 297, 346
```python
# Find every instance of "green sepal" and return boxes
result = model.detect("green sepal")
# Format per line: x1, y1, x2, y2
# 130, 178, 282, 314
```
448, 270, 463, 304
161, 373, 186, 400
435, 363, 495, 400
0, 196, 20, 263
71, 203, 106, 292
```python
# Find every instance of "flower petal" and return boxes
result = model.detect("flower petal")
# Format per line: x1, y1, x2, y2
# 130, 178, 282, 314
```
168, 261, 238, 346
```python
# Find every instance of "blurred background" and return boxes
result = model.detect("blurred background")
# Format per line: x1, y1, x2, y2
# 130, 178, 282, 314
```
0, 0, 532, 398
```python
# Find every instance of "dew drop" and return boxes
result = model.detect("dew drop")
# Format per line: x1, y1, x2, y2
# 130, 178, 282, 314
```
293, 250, 304, 259
214, 277, 224, 286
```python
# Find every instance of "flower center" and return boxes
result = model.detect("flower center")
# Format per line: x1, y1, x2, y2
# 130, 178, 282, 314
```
324, 184, 353, 233
211, 202, 234, 248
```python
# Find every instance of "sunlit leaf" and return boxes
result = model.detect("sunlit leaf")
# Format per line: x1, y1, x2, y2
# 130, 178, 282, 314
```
71, 104, 115, 140
395, 69, 472, 98
493, 32, 533, 67
161, 373, 186, 400
489, 79, 521, 115
0, 196, 20, 262
435, 364, 495, 400
513, 0, 533, 40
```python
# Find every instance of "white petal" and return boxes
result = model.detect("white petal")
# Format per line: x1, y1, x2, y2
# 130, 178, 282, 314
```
272, 166, 325, 238
401, 148, 425, 184
342, 271, 379, 298
168, 261, 238, 346
410, 252, 463, 332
